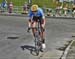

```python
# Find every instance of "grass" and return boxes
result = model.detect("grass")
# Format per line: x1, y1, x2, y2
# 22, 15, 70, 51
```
0, 0, 73, 9
0, 0, 58, 8
32, 0, 56, 8
0, 0, 28, 6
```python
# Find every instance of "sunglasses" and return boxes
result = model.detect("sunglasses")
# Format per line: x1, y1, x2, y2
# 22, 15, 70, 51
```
32, 10, 37, 12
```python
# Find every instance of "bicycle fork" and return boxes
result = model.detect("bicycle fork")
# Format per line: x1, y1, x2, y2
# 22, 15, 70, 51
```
34, 31, 42, 55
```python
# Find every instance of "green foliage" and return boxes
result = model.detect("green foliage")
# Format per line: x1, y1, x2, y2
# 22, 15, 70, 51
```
0, 0, 56, 8
32, 0, 56, 8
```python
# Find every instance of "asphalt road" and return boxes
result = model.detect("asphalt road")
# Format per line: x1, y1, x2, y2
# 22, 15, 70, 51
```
0, 16, 75, 59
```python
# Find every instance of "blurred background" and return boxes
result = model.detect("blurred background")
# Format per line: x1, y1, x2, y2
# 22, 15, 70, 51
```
0, 0, 75, 16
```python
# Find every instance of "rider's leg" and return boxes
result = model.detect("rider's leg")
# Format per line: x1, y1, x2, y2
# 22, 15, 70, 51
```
40, 27, 46, 49
31, 21, 37, 37
40, 27, 45, 43
41, 19, 45, 42
40, 19, 46, 49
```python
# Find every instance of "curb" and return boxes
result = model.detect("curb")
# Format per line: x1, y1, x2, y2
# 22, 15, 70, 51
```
60, 40, 74, 59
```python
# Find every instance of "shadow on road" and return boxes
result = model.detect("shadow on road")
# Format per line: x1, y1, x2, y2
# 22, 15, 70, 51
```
7, 36, 19, 39
20, 45, 38, 56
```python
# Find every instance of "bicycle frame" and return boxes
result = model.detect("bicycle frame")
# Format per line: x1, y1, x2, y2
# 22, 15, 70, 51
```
34, 20, 42, 56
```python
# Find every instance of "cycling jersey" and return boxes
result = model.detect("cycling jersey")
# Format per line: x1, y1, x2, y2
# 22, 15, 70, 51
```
29, 8, 45, 20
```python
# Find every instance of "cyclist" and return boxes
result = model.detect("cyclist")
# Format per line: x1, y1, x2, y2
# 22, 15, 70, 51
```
27, 4, 46, 49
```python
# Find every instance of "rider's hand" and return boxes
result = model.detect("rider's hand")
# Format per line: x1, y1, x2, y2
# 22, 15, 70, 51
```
27, 27, 31, 33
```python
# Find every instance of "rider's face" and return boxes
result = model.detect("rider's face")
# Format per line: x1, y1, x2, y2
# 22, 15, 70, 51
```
32, 11, 37, 14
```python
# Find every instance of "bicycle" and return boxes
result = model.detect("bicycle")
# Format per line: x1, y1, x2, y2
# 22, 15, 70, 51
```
32, 20, 43, 56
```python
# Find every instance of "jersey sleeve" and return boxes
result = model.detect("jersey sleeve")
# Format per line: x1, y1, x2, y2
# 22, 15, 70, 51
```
28, 10, 33, 19
40, 9, 45, 19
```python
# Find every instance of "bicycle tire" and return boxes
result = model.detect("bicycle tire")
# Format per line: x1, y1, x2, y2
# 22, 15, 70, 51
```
34, 20, 43, 56
35, 37, 40, 56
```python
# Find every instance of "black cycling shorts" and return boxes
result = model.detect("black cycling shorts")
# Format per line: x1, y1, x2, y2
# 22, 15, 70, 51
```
32, 16, 44, 24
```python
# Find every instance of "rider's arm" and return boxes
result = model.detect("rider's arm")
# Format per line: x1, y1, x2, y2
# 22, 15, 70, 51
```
40, 9, 45, 18
40, 9, 46, 25
27, 11, 33, 32
29, 10, 33, 20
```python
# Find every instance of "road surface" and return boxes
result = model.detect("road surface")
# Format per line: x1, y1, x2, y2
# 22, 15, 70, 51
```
0, 16, 75, 59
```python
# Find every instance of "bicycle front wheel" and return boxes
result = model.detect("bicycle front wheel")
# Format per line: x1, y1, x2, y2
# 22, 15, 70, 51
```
35, 38, 40, 56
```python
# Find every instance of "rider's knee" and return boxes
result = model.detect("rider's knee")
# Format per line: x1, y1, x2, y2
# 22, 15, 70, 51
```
41, 27, 45, 32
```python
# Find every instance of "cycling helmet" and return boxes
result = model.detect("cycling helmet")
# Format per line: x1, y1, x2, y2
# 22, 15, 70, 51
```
31, 4, 38, 12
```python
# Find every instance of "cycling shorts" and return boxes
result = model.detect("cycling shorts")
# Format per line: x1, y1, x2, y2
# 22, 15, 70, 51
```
31, 16, 44, 24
